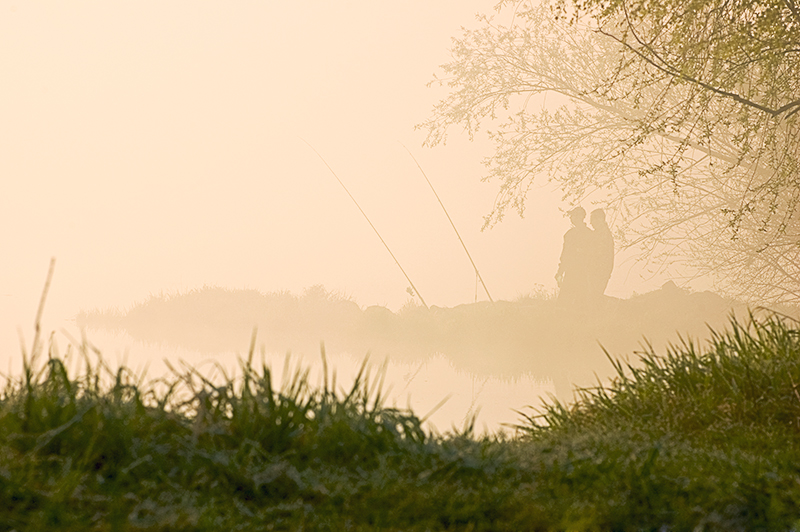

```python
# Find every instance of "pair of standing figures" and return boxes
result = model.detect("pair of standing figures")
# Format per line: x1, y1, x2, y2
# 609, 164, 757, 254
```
555, 207, 614, 304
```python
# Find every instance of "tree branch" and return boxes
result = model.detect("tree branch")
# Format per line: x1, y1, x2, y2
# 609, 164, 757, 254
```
599, 27, 800, 118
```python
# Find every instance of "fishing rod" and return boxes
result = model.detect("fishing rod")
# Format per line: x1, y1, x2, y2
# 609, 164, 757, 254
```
301, 139, 429, 309
401, 143, 494, 303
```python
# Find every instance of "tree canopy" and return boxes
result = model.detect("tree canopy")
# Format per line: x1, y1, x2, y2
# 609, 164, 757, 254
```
420, 0, 800, 303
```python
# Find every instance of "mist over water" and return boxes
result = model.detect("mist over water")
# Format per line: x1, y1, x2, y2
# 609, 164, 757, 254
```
66, 283, 760, 433
1, 1, 722, 431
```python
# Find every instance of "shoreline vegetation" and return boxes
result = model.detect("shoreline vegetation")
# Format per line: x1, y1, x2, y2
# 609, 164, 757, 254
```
77, 284, 784, 400
3, 310, 800, 529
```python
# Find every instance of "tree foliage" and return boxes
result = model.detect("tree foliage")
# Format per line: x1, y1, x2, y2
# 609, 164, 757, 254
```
419, 0, 800, 303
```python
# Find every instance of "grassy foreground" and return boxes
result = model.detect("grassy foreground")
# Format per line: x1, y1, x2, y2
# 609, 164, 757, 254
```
3, 315, 800, 530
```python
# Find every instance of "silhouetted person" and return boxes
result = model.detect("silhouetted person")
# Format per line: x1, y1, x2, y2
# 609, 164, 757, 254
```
588, 208, 614, 298
555, 207, 593, 304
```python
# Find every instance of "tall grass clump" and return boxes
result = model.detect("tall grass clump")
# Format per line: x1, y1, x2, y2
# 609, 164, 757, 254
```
0, 337, 525, 531
512, 312, 800, 531
535, 312, 800, 444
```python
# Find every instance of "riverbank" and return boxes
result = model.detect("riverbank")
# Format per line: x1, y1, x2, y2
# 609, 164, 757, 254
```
4, 313, 800, 529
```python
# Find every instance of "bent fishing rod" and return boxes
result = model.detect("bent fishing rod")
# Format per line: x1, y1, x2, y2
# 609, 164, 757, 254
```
301, 138, 428, 309
401, 143, 493, 303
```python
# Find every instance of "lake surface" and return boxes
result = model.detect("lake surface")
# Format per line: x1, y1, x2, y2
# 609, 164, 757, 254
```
0, 301, 554, 434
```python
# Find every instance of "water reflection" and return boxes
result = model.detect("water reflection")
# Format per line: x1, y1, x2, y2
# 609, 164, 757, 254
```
5, 323, 554, 434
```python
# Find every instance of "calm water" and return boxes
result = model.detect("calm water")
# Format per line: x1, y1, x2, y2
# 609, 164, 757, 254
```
1, 299, 554, 434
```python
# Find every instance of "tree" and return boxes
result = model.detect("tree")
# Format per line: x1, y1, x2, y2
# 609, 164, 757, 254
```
419, 0, 800, 303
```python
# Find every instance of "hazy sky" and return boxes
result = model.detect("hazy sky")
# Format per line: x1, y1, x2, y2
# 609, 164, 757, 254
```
0, 1, 701, 431
1, 1, 661, 338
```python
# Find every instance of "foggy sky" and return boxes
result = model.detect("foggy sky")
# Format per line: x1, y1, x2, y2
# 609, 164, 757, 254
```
1, 1, 661, 343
